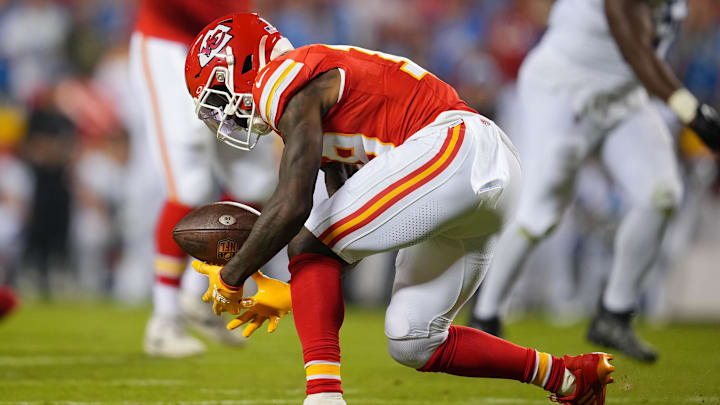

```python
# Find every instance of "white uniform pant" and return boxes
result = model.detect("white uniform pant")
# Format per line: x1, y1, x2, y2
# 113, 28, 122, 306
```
305, 111, 522, 367
514, 76, 683, 238
128, 32, 280, 207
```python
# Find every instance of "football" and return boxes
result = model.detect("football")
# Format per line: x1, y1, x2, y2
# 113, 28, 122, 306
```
172, 202, 260, 265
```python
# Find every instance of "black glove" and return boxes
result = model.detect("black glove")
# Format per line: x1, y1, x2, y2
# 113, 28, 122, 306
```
689, 104, 720, 153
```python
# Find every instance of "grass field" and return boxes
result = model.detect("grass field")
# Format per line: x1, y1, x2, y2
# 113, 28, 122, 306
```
1, 302, 719, 404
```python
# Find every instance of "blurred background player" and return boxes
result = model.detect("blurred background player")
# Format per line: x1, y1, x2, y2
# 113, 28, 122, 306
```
471, 0, 720, 362
129, 0, 284, 357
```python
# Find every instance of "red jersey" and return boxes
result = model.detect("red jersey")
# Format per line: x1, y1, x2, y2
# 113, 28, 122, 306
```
135, 0, 253, 45
252, 45, 476, 164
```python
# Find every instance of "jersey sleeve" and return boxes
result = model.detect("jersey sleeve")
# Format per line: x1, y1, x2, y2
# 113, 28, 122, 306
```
252, 57, 309, 132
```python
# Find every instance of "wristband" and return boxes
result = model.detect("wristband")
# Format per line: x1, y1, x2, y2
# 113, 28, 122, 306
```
668, 88, 699, 124
218, 268, 241, 291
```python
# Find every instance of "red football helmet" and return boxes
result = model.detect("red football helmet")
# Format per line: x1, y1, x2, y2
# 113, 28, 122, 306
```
185, 13, 293, 150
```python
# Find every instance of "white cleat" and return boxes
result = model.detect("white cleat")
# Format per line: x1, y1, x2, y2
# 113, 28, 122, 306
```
144, 314, 207, 358
303, 392, 347, 405
180, 292, 247, 346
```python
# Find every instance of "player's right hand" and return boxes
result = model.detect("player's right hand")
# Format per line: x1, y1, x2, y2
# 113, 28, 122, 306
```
689, 103, 720, 153
191, 260, 245, 315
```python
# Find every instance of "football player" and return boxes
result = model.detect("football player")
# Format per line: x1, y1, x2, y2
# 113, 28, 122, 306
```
187, 13, 615, 405
129, 0, 283, 357
470, 0, 719, 363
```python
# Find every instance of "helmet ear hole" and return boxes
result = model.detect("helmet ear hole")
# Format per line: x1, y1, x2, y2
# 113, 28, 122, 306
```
241, 54, 253, 74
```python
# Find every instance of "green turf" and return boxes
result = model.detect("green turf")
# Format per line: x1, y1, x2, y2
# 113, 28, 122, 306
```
0, 302, 719, 404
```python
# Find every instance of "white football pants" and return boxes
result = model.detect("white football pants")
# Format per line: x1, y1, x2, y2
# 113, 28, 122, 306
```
306, 111, 522, 367
475, 69, 683, 319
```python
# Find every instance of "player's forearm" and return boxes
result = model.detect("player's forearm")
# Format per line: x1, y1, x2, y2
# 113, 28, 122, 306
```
605, 0, 683, 101
222, 119, 322, 287
221, 194, 311, 287
620, 45, 682, 101
616, 35, 683, 101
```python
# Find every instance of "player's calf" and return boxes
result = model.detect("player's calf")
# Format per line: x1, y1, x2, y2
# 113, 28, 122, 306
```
146, 200, 206, 358
154, 200, 194, 295
289, 252, 345, 396
414, 326, 614, 404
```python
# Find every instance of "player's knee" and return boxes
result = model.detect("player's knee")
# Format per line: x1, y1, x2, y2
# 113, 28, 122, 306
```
655, 184, 682, 212
386, 334, 447, 369
514, 209, 561, 242
642, 182, 683, 215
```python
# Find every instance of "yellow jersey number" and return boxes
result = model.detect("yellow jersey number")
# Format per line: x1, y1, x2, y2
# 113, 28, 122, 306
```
323, 45, 429, 81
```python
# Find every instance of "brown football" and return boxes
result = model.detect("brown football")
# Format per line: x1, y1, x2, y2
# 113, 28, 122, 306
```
172, 202, 260, 265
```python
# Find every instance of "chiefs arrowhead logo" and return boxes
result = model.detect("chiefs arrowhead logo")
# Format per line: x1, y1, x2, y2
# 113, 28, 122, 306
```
199, 23, 233, 67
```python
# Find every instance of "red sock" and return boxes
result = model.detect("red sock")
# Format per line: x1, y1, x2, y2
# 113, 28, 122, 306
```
419, 325, 536, 381
419, 326, 567, 393
289, 253, 344, 395
0, 286, 19, 319
154, 200, 193, 286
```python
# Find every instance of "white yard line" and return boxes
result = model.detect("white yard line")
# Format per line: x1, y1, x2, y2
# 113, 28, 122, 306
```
0, 402, 298, 405
0, 355, 127, 366
11, 379, 186, 387
0, 396, 717, 405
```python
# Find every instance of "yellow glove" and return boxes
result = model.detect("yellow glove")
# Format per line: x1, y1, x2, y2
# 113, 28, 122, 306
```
191, 260, 247, 315
227, 271, 292, 338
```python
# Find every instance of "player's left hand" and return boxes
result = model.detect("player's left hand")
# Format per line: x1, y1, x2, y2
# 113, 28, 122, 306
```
227, 271, 292, 338
689, 103, 720, 153
670, 89, 720, 153
191, 260, 245, 315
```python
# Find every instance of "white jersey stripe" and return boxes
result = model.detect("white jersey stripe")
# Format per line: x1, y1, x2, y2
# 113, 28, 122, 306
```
530, 351, 539, 383
306, 374, 342, 381
336, 68, 346, 104
268, 62, 304, 129
258, 59, 294, 128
